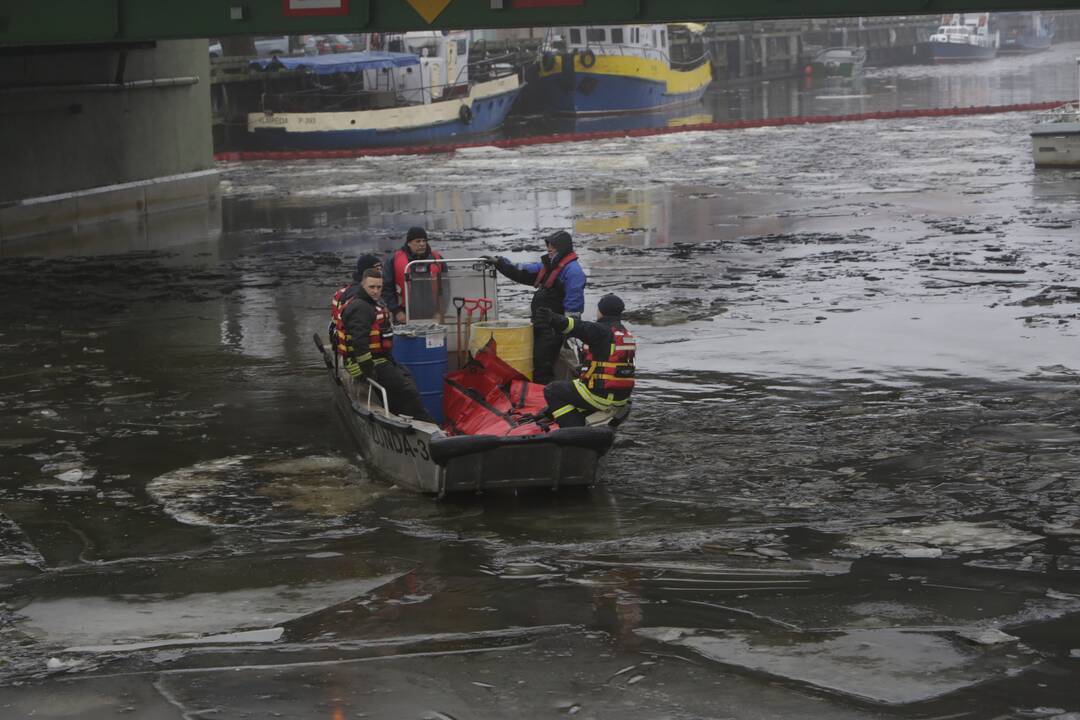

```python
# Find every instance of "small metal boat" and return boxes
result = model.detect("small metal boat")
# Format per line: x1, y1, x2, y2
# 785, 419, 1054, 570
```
1031, 57, 1080, 168
810, 47, 867, 77
316, 258, 627, 495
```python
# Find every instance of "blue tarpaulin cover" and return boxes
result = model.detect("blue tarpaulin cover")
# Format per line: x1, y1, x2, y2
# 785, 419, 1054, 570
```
250, 51, 419, 75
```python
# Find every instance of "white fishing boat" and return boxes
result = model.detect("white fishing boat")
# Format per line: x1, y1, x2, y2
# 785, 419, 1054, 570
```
247, 32, 522, 150
1031, 57, 1080, 168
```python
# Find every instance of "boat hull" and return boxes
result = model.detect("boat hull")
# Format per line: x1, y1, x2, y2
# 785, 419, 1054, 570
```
1031, 124, 1080, 168
810, 61, 860, 77
999, 36, 1052, 54
534, 53, 711, 116
319, 340, 617, 495
247, 76, 521, 150
919, 41, 998, 63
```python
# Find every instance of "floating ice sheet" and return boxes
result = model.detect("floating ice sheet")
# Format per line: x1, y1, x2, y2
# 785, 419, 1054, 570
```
635, 626, 1039, 705
146, 454, 380, 528
18, 575, 402, 648
844, 521, 1043, 557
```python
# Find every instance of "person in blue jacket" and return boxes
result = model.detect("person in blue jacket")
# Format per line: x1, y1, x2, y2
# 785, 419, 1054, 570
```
485, 230, 586, 384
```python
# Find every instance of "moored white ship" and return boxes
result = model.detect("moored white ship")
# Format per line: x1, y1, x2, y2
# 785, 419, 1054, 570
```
1031, 57, 1080, 168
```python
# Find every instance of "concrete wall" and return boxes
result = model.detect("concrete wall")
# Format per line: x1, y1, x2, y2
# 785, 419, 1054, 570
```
0, 40, 213, 204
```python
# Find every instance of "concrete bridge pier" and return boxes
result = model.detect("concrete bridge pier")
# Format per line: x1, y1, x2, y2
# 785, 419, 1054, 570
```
0, 40, 219, 256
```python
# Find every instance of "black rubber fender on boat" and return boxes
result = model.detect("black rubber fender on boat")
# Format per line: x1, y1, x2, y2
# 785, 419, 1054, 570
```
459, 104, 473, 124
428, 425, 615, 466
580, 49, 596, 68
541, 51, 556, 71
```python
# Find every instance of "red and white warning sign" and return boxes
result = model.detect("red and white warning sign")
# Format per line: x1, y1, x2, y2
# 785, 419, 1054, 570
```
283, 0, 349, 16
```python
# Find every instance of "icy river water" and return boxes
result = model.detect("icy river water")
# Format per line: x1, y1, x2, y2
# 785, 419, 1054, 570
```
2, 44, 1080, 719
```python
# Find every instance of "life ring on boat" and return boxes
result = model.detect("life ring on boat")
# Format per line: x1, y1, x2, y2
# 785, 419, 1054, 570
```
580, 49, 596, 68
459, 104, 473, 124
541, 52, 556, 71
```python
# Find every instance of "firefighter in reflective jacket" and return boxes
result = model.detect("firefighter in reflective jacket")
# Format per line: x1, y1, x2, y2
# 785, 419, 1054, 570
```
485, 230, 586, 384
334, 268, 435, 423
536, 294, 635, 428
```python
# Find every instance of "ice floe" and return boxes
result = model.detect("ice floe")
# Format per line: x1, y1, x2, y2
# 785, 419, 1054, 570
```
843, 521, 1043, 558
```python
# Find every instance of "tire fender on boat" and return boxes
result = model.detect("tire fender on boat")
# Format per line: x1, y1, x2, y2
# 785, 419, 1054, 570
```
541, 52, 556, 71
459, 104, 473, 124
580, 49, 596, 68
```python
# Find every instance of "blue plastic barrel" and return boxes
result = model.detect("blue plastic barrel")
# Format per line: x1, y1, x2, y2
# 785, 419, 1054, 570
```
391, 324, 448, 424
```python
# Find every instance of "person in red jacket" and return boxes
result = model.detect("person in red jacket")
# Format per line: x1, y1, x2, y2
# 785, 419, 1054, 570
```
382, 227, 444, 324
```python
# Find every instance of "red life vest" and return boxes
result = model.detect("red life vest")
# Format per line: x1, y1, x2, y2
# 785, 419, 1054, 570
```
392, 248, 443, 315
534, 252, 578, 289
330, 284, 354, 357
332, 287, 393, 359
579, 323, 636, 400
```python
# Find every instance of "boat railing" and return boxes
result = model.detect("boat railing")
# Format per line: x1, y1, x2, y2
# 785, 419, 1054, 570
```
1034, 101, 1080, 124
366, 378, 391, 415
403, 257, 499, 325
258, 68, 500, 113
562, 43, 670, 64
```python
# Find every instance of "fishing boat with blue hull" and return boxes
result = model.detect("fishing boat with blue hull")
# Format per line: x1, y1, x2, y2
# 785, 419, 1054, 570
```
919, 13, 999, 63
247, 32, 522, 150
531, 24, 711, 115
996, 12, 1054, 54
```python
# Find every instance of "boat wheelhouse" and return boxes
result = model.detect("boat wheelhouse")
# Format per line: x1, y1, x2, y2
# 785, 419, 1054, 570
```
531, 23, 711, 115
246, 31, 522, 150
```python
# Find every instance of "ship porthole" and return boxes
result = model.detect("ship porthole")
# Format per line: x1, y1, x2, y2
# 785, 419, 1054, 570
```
581, 49, 596, 68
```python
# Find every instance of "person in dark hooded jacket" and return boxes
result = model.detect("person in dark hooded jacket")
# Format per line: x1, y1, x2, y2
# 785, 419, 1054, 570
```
485, 230, 587, 384
329, 253, 383, 349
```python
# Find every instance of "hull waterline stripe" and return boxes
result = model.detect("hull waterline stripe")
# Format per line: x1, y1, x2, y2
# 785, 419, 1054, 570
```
216, 99, 1075, 162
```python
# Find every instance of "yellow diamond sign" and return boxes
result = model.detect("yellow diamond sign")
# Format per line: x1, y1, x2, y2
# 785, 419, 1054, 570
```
404, 0, 453, 23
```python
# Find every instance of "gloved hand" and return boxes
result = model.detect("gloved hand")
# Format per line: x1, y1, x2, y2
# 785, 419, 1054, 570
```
345, 359, 363, 378
533, 306, 554, 326
481, 255, 498, 265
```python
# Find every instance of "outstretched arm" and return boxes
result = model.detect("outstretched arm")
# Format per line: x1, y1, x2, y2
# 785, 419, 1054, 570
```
537, 308, 607, 347
492, 258, 541, 286
561, 263, 586, 315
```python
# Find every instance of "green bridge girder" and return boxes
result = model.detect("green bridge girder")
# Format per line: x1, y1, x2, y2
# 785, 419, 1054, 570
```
0, 0, 1076, 47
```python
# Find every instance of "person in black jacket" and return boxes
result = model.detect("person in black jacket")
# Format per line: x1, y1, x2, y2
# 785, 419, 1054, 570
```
535, 294, 636, 428
484, 230, 587, 384
337, 269, 434, 423
330, 254, 382, 345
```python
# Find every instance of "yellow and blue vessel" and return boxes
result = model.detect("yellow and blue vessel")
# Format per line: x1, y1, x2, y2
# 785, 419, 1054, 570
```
534, 24, 712, 116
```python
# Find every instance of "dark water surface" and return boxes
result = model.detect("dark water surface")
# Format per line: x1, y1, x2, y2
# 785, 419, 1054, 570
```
2, 44, 1080, 719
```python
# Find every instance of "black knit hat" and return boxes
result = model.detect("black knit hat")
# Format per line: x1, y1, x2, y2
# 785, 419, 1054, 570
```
353, 253, 381, 281
544, 230, 573, 254
406, 226, 428, 242
598, 294, 625, 317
